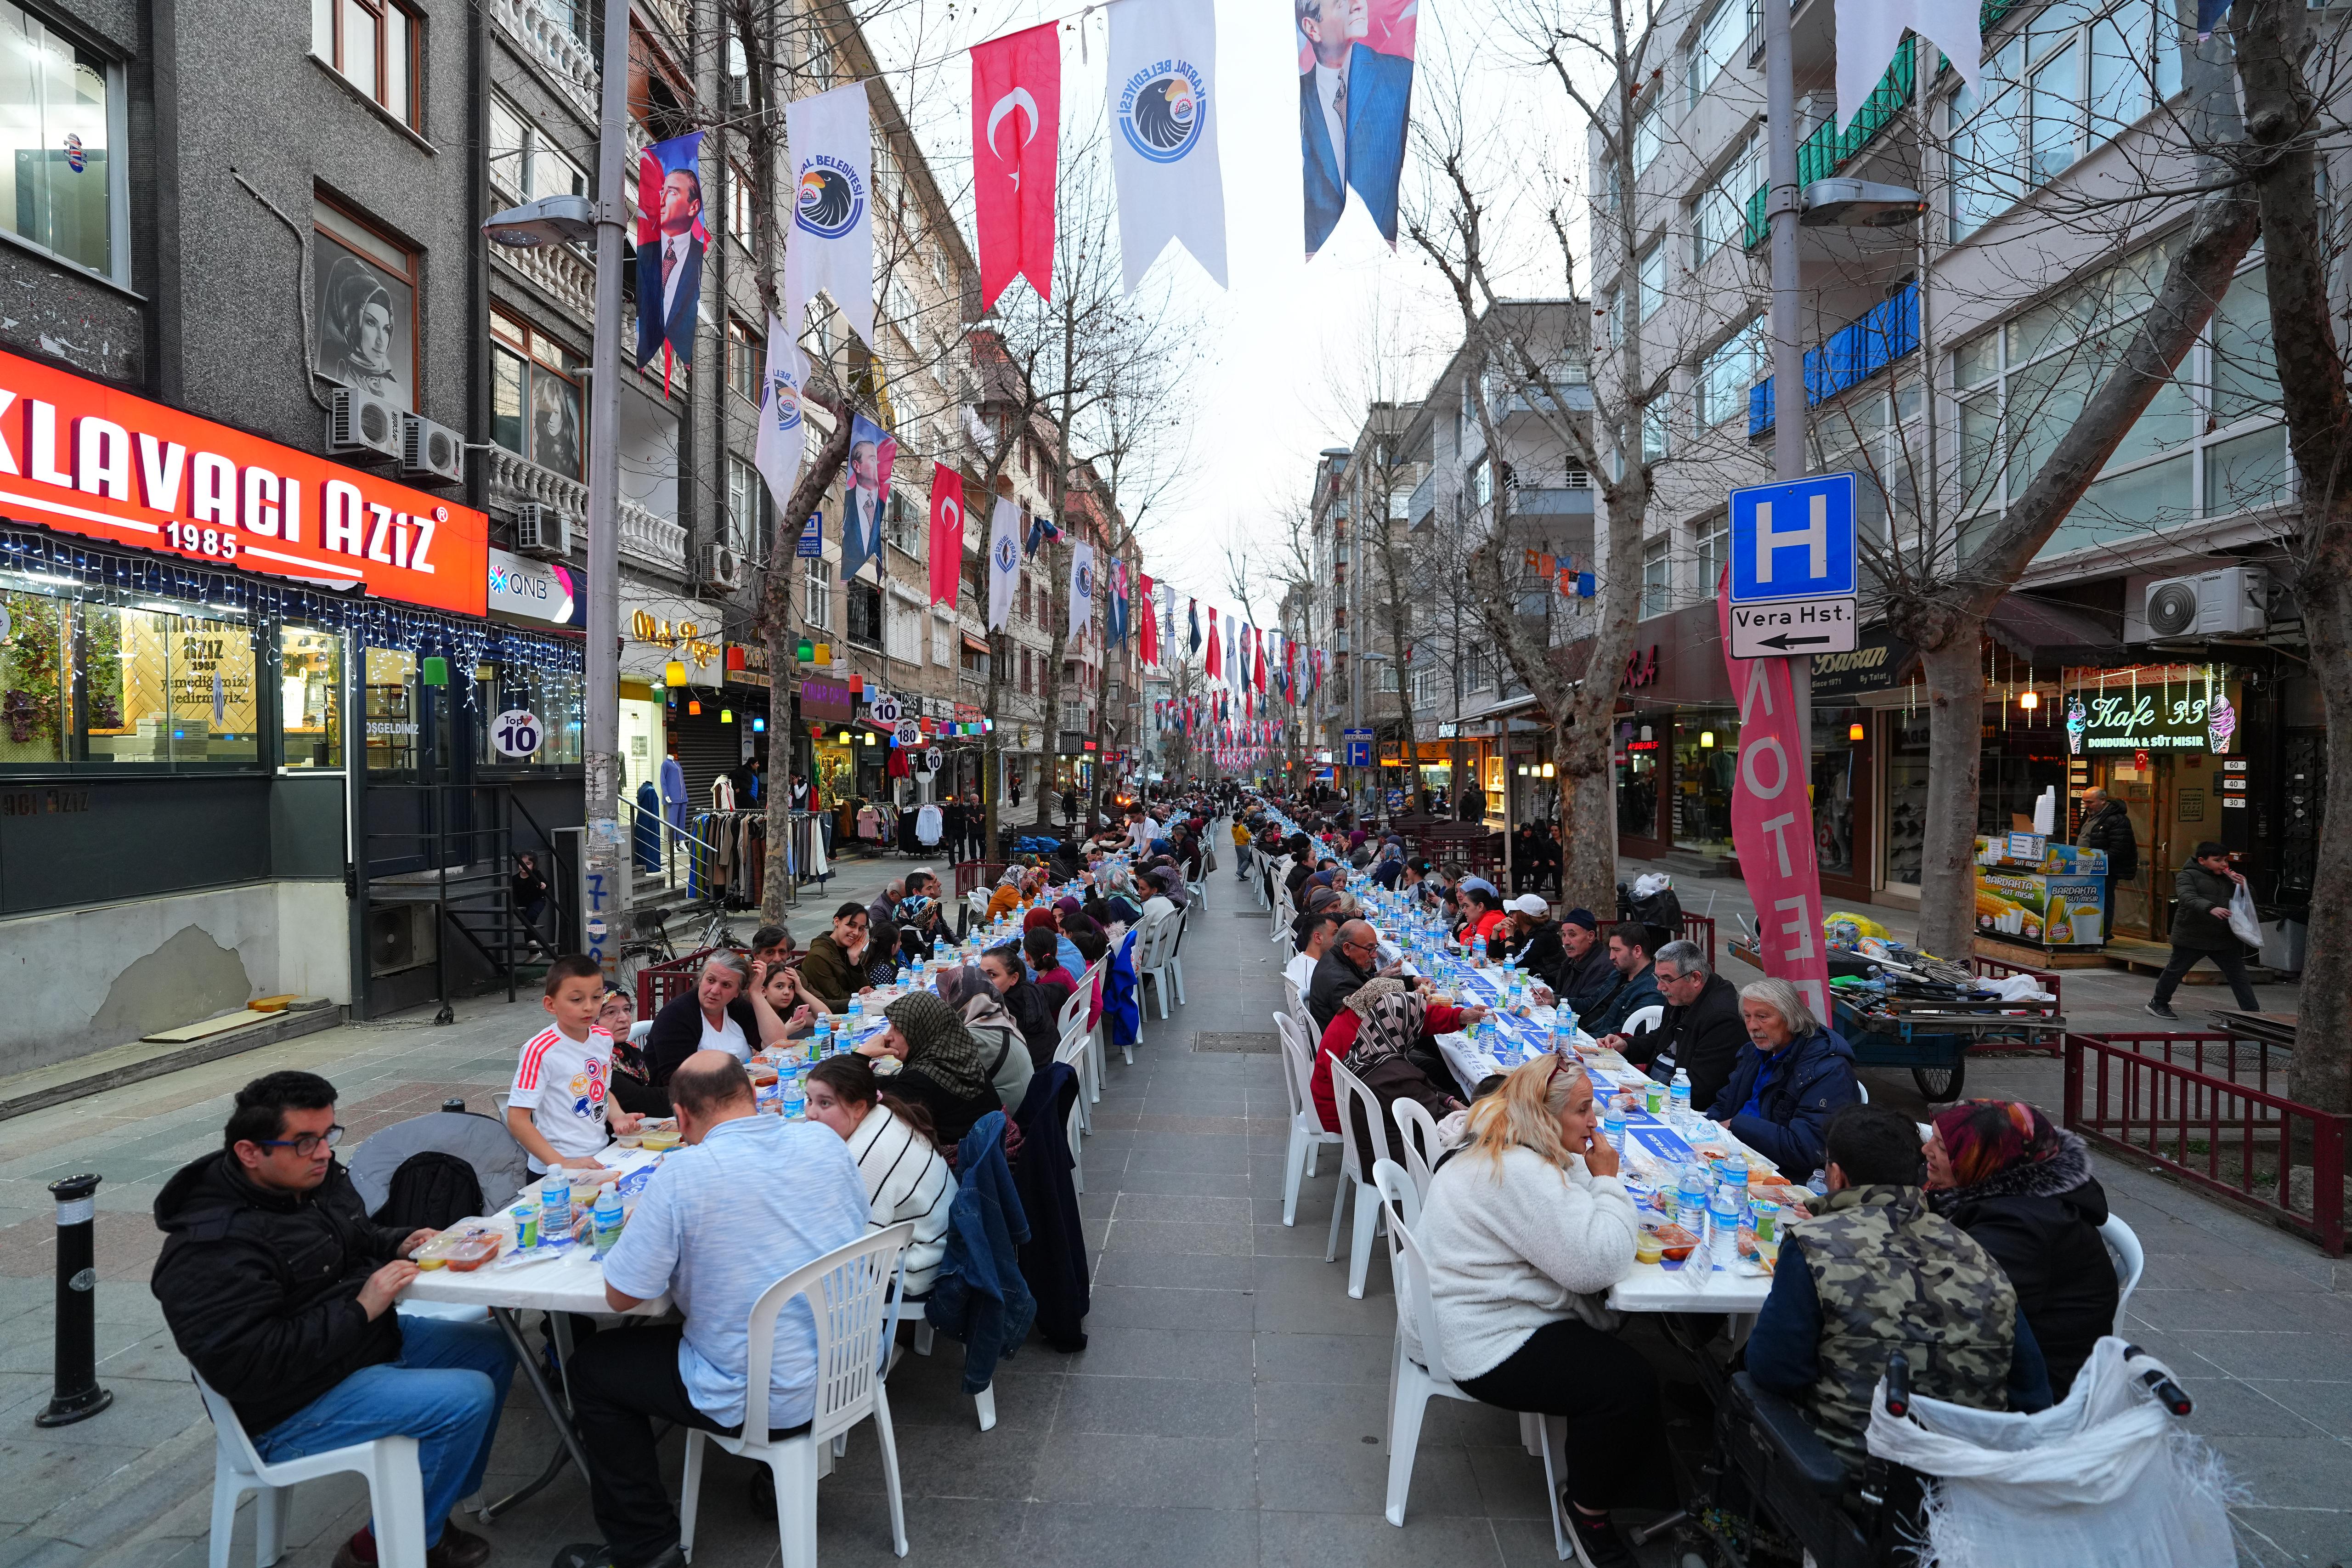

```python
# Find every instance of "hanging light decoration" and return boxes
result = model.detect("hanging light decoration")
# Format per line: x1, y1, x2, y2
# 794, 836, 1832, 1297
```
796, 636, 814, 663
814, 643, 832, 666
1700, 730, 1716, 748
687, 699, 702, 716
837, 729, 852, 743
724, 645, 746, 671
663, 660, 688, 687
752, 717, 765, 732
2019, 689, 2040, 711
1849, 720, 1866, 741
719, 708, 733, 724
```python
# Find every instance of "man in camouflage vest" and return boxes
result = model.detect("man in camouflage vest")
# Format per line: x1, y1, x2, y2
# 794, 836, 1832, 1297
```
1747, 1104, 2052, 1472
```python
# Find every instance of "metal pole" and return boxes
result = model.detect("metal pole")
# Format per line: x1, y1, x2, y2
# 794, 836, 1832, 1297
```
580, 0, 632, 976
1763, 0, 1812, 720
38, 1175, 110, 1426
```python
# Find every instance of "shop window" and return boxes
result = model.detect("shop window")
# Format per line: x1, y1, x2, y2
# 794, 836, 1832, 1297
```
364, 646, 420, 772
474, 660, 583, 766
280, 627, 344, 769
1885, 710, 1930, 885
1615, 723, 1660, 838
492, 313, 585, 479
0, 587, 69, 765
67, 606, 257, 767
0, 3, 121, 280
1812, 707, 1862, 880
314, 198, 419, 412
1671, 711, 1738, 859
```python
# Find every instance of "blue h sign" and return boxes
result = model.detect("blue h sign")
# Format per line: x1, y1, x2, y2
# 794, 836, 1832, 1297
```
1729, 473, 1857, 603
1342, 728, 1374, 768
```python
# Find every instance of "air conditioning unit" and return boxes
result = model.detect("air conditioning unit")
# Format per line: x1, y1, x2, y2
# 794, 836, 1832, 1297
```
514, 503, 572, 560
728, 72, 752, 110
401, 413, 465, 484
701, 541, 744, 589
328, 386, 403, 460
2144, 566, 2269, 639
368, 903, 437, 978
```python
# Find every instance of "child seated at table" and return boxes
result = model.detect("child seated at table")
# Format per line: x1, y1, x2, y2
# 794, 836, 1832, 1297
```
507, 956, 643, 1175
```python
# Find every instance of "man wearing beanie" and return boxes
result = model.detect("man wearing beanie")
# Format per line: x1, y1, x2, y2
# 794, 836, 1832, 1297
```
1555, 908, 1618, 1019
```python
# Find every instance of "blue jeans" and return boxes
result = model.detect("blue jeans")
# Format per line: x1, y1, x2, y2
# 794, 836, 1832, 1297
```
251, 1313, 515, 1546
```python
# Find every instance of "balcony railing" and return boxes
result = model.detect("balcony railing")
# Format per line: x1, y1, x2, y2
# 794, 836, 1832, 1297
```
485, 446, 687, 574
1748, 280, 1920, 436
1742, 37, 1914, 249
1408, 468, 1436, 526
492, 235, 595, 324
1511, 487, 1596, 519
492, 0, 599, 115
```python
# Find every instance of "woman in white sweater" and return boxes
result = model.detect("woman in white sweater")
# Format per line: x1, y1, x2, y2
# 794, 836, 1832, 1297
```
1418, 1055, 1674, 1567
805, 1055, 954, 1297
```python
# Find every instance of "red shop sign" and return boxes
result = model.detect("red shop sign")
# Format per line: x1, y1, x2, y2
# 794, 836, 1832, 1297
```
1625, 644, 1659, 689
0, 348, 487, 615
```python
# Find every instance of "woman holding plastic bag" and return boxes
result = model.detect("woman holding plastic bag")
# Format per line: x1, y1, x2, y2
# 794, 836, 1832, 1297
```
2144, 842, 2261, 1019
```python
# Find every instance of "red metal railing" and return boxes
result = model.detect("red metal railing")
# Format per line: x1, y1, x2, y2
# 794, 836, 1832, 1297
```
1680, 913, 1717, 974
2064, 1030, 2347, 1256
635, 945, 727, 1019
953, 861, 1008, 901
1973, 953, 2063, 1012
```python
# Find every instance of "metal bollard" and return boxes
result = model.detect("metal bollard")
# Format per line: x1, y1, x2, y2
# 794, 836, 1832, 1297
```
442, 1098, 468, 1114
38, 1174, 113, 1427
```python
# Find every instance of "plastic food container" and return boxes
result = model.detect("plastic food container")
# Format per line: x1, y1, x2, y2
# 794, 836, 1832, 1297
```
1634, 1226, 1666, 1266
641, 1126, 680, 1151
415, 1227, 503, 1271
1652, 1223, 1700, 1263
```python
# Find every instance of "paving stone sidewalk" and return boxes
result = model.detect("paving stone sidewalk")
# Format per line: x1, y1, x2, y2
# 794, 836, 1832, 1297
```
0, 847, 2340, 1566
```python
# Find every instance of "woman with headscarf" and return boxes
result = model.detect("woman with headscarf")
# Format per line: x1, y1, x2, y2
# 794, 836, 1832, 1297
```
1309, 978, 1482, 1152
984, 864, 1029, 922
860, 990, 1022, 1147
942, 962, 1035, 1107
1924, 1100, 2119, 1398
1030, 902, 1086, 980
1139, 869, 1181, 925
894, 893, 945, 966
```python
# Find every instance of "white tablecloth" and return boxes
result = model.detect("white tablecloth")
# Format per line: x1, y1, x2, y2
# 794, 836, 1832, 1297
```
400, 1145, 673, 1317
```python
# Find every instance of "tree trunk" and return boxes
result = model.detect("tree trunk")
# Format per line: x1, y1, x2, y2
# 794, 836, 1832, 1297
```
1556, 725, 1616, 918
758, 412, 853, 927
1915, 633, 1989, 961
2290, 576, 2352, 1112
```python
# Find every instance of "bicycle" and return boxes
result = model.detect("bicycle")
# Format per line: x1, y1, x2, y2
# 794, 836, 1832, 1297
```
611, 909, 677, 1007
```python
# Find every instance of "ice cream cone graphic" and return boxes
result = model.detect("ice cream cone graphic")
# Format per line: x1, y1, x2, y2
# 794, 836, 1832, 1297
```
2206, 692, 2237, 754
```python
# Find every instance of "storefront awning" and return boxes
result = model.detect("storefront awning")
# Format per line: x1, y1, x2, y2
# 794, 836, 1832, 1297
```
1459, 691, 1543, 723
962, 633, 991, 654
1988, 594, 2126, 667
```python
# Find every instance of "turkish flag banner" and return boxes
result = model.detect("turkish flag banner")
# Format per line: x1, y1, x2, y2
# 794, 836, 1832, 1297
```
927, 463, 965, 607
1138, 572, 1159, 666
972, 23, 1060, 312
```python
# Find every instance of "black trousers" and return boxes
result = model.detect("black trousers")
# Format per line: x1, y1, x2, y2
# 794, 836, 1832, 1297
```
2151, 943, 2260, 1010
569, 1324, 808, 1568
1457, 1317, 1678, 1513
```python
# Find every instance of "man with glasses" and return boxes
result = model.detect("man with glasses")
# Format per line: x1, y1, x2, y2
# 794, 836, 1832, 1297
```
153, 1071, 514, 1568
1307, 917, 1398, 1033
1608, 939, 1747, 1109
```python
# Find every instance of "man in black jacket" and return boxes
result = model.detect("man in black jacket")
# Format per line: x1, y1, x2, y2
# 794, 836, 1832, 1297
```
1554, 908, 1619, 1020
2147, 841, 2260, 1016
1617, 940, 1747, 1109
153, 1072, 511, 1568
1306, 919, 1385, 1033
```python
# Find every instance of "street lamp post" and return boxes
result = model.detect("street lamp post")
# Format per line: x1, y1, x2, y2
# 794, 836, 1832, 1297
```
483, 0, 632, 971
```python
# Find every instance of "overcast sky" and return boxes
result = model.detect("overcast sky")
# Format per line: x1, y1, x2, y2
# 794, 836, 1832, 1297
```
876, 0, 1577, 627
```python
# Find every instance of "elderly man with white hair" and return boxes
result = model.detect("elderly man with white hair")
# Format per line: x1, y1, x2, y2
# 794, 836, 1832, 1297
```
1702, 977, 1862, 1177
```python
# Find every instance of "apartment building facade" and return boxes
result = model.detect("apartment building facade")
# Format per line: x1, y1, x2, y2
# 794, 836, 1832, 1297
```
1589, 0, 2315, 931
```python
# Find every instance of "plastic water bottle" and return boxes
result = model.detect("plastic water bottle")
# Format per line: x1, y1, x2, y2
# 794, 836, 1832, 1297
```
538, 1175, 568, 1248
1807, 1168, 1830, 1199
1669, 1068, 1692, 1117
781, 1063, 808, 1121
1552, 1008, 1579, 1051
590, 1185, 624, 1258
1600, 1108, 1627, 1149
812, 1018, 834, 1058
1676, 1166, 1709, 1232
1709, 1185, 1741, 1266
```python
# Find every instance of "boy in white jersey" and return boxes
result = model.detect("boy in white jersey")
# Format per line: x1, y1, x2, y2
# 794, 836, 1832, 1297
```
508, 955, 644, 1173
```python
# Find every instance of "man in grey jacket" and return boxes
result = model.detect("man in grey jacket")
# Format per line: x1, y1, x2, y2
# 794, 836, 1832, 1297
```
2146, 841, 2259, 1019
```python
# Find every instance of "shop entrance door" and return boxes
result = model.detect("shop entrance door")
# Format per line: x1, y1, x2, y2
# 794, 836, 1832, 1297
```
2095, 758, 2164, 941
361, 647, 475, 877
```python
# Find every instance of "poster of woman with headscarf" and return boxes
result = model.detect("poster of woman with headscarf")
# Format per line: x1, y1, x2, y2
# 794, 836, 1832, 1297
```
314, 245, 414, 410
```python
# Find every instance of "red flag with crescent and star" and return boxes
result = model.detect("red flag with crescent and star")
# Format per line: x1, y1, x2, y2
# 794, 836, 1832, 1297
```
972, 23, 1060, 312
1205, 606, 1222, 678
926, 463, 965, 607
1138, 572, 1159, 666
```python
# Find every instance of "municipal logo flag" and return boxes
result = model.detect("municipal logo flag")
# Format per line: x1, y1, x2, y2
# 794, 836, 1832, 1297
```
1069, 539, 1097, 643
752, 312, 806, 511
1106, 0, 1227, 292
839, 414, 897, 585
926, 463, 964, 607
784, 84, 876, 347
1835, 0, 1978, 132
635, 131, 707, 381
972, 23, 1061, 311
987, 496, 1021, 629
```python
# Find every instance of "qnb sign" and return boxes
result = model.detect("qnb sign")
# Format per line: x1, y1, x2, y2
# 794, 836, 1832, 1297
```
0, 348, 487, 616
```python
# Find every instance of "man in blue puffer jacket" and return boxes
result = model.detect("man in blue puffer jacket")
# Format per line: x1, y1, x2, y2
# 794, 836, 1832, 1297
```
1705, 977, 1862, 1177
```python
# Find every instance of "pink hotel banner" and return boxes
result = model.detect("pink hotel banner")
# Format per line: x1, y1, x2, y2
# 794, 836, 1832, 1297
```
1715, 583, 1833, 1019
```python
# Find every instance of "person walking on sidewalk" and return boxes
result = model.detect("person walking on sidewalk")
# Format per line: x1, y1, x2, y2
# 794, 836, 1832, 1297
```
2146, 841, 2261, 1019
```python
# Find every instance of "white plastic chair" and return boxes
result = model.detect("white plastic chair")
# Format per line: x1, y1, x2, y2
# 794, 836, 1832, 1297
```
1054, 1028, 1092, 1193
195, 1370, 428, 1568
1390, 1098, 1442, 1205
1136, 914, 1179, 1022
2099, 1214, 2145, 1333
1327, 1057, 1396, 1299
1273, 1012, 1344, 1226
1163, 907, 1191, 1006
1052, 983, 1095, 1129
678, 1221, 918, 1566
1080, 956, 1109, 1091
1283, 976, 1308, 1028
1368, 1160, 1575, 1557
1185, 873, 1209, 910
1855, 1078, 1871, 1105
1621, 1004, 1665, 1038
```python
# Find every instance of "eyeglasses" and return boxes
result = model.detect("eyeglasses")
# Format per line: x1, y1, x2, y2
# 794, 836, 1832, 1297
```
254, 1124, 345, 1157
